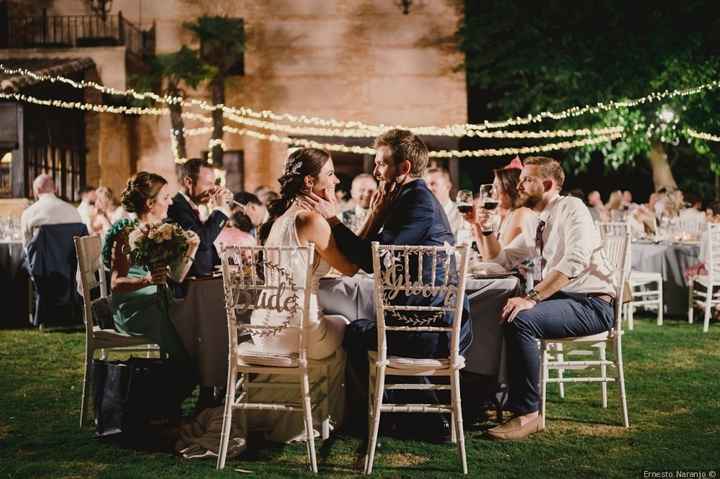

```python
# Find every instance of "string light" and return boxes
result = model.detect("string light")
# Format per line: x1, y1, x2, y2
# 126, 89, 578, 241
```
0, 86, 624, 160
177, 125, 622, 160
686, 128, 720, 142
3, 63, 718, 135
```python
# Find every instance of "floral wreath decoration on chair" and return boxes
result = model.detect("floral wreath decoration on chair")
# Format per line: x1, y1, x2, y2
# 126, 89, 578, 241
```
379, 246, 458, 327
225, 255, 301, 338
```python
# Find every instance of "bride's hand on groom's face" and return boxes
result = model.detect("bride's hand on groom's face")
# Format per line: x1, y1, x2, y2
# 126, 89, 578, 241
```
297, 190, 338, 219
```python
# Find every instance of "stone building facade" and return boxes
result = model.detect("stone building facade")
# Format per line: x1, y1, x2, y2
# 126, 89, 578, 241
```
2, 0, 467, 199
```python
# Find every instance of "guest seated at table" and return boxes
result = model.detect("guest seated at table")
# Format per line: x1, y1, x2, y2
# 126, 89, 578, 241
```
464, 164, 534, 253
341, 173, 377, 233
21, 174, 83, 246
623, 190, 639, 212
474, 156, 615, 440
214, 208, 256, 252
587, 190, 609, 223
606, 190, 625, 222
424, 166, 469, 242
91, 186, 131, 238
302, 129, 473, 440
232, 192, 268, 239
104, 172, 198, 363
77, 185, 96, 233
168, 159, 233, 277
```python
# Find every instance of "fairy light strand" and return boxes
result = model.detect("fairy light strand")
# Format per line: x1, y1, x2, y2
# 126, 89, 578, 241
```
2, 63, 718, 135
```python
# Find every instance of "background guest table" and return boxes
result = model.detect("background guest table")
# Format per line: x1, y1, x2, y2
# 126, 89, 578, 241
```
631, 240, 701, 315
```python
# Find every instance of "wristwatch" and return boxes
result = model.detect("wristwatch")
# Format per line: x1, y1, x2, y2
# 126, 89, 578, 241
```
526, 289, 541, 303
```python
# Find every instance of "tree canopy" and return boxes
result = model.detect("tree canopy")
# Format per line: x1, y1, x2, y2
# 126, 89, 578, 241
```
458, 0, 720, 195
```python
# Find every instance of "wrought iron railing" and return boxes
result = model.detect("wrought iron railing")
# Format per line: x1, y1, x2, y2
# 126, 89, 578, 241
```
2, 11, 154, 59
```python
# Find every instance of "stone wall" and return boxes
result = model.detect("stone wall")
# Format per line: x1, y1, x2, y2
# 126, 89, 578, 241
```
11, 0, 468, 195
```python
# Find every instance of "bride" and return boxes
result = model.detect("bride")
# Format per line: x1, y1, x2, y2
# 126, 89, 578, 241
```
243, 148, 358, 442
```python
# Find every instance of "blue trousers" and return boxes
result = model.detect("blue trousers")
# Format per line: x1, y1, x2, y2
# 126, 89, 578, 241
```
504, 292, 614, 415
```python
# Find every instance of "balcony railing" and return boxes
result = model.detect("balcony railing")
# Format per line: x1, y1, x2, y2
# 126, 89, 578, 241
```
1, 11, 155, 60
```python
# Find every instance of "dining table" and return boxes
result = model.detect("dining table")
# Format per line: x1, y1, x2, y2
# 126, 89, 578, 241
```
171, 272, 521, 388
630, 240, 701, 316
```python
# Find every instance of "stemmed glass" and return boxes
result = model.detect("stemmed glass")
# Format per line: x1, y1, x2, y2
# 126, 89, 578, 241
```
456, 190, 474, 215
478, 184, 498, 235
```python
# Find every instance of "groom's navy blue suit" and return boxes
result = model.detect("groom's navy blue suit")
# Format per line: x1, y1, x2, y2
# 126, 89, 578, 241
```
331, 178, 473, 360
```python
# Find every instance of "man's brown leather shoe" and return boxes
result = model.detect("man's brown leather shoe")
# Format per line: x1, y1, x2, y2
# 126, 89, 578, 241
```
486, 414, 544, 440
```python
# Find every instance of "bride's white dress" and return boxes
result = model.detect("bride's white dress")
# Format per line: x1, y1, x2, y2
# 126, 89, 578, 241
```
246, 207, 347, 442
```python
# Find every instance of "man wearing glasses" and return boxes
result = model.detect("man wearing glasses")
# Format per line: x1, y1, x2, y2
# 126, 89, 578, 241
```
470, 156, 615, 440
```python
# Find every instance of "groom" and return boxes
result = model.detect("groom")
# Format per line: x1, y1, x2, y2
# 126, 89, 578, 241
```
305, 129, 472, 436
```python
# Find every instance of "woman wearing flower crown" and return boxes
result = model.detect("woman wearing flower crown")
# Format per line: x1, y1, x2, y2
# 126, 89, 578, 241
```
103, 172, 199, 361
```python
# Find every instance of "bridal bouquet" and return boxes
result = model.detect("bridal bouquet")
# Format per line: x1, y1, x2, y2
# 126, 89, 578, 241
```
128, 223, 199, 282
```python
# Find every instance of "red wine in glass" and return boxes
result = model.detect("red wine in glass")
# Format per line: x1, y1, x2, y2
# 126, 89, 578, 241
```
483, 200, 499, 211
458, 203, 473, 214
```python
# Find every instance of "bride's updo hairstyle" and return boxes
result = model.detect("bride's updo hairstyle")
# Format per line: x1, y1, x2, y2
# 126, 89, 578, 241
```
258, 148, 330, 244
121, 171, 167, 215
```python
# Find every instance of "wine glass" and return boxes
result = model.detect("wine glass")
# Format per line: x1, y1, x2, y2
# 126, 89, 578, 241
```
456, 190, 474, 215
478, 184, 498, 235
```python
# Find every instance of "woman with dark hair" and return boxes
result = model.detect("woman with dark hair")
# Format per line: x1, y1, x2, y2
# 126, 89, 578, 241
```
466, 166, 533, 252
248, 147, 357, 441
102, 172, 198, 361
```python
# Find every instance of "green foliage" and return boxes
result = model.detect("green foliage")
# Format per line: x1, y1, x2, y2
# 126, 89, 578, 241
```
183, 16, 245, 77
458, 0, 720, 175
132, 46, 214, 95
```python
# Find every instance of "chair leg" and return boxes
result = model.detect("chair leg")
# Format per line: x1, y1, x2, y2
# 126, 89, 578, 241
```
364, 364, 374, 474
79, 347, 94, 428
321, 365, 330, 441
703, 287, 713, 333
615, 338, 630, 428
688, 280, 695, 324
216, 368, 238, 470
365, 366, 386, 475
657, 281, 663, 326
540, 344, 548, 430
627, 303, 634, 331
300, 369, 318, 474
556, 343, 565, 399
600, 344, 608, 409
451, 369, 468, 475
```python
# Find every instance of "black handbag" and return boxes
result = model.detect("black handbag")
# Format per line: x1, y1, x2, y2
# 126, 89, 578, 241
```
93, 357, 195, 439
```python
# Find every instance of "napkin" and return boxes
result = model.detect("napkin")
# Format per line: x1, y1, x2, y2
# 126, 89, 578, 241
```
468, 261, 509, 275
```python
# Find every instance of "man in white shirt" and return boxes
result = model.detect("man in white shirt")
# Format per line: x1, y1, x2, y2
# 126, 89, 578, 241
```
76, 185, 96, 232
475, 156, 615, 440
424, 167, 471, 243
21, 174, 83, 246
341, 173, 377, 233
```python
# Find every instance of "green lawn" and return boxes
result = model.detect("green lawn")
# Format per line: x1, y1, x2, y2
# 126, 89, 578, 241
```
1, 318, 718, 478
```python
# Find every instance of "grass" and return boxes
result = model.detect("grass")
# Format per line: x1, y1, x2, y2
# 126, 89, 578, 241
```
1, 317, 718, 478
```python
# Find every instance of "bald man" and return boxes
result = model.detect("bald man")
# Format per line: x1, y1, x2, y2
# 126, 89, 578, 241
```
20, 174, 82, 245
424, 167, 471, 243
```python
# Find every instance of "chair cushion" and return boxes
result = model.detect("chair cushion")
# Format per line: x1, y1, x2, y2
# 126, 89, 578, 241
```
368, 351, 465, 371
630, 271, 663, 285
91, 327, 156, 347
236, 344, 297, 367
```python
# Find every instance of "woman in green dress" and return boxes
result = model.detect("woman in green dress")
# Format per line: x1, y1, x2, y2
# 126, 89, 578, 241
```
103, 172, 195, 362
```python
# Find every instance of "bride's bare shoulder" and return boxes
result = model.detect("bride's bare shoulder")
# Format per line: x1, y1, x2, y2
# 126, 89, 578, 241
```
295, 210, 330, 234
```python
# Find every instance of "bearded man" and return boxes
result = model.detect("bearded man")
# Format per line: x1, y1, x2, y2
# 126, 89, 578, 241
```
469, 156, 616, 441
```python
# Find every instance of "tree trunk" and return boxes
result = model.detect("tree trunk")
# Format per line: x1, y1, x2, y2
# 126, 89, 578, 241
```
167, 82, 187, 161
648, 142, 677, 191
210, 75, 225, 166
